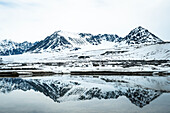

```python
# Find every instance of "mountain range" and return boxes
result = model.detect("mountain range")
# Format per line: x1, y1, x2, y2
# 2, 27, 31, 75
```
0, 26, 164, 56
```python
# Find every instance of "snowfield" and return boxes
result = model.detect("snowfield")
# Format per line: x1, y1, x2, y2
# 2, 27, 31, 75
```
0, 43, 170, 75
112, 43, 170, 60
2, 43, 170, 62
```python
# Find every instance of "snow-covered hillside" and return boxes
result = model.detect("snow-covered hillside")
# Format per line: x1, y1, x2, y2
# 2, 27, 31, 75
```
2, 43, 170, 63
95, 43, 170, 60
1, 42, 169, 75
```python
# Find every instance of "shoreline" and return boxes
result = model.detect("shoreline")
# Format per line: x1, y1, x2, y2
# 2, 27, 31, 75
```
0, 70, 169, 77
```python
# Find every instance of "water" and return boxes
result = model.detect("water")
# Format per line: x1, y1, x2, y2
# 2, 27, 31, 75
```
0, 75, 170, 113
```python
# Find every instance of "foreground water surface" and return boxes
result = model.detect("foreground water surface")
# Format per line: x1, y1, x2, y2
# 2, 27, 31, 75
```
0, 75, 170, 113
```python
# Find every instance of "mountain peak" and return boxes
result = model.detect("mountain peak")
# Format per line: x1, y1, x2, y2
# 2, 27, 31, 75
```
0, 39, 12, 43
131, 26, 148, 34
124, 26, 163, 45
136, 26, 145, 29
54, 30, 77, 34
54, 30, 62, 33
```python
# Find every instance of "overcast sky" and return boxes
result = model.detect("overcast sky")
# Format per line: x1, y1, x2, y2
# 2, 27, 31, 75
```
0, 0, 170, 42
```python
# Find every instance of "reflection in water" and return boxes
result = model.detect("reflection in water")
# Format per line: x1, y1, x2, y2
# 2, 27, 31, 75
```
0, 76, 168, 108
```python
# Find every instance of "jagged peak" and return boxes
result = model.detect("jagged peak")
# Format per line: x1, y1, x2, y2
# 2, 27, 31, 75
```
0, 39, 33, 44
130, 26, 149, 33
53, 30, 77, 35
54, 30, 62, 33
0, 39, 15, 45
135, 26, 145, 30
0, 39, 13, 42
126, 26, 159, 37
124, 26, 163, 45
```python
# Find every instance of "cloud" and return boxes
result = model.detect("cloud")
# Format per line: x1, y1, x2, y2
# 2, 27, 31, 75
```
0, 1, 19, 8
0, 1, 12, 6
0, 0, 170, 42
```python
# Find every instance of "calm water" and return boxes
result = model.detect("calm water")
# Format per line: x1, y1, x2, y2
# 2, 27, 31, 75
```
0, 75, 170, 113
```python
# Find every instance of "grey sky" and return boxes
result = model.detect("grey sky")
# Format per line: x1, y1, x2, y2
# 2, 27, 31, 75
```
0, 0, 170, 42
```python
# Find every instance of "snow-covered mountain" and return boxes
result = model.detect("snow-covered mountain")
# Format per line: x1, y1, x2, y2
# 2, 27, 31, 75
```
26, 26, 164, 53
26, 30, 121, 53
124, 26, 163, 45
0, 26, 164, 55
0, 39, 37, 56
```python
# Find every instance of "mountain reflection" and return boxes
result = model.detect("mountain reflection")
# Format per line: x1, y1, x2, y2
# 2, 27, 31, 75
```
0, 77, 163, 108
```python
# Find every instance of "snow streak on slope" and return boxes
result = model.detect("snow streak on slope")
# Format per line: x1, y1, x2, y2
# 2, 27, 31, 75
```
58, 31, 89, 46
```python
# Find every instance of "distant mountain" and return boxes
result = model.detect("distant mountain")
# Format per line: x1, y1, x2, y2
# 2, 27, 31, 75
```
0, 26, 164, 55
0, 39, 37, 56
